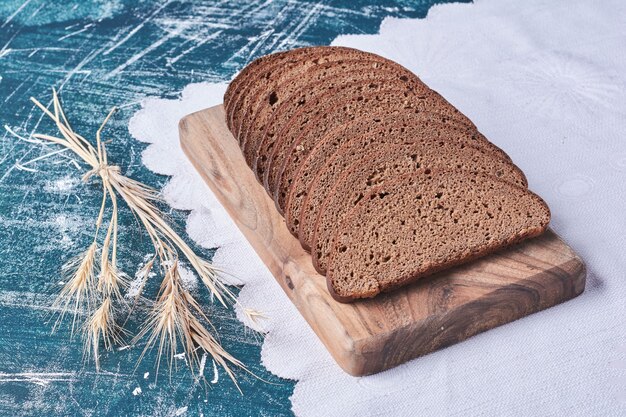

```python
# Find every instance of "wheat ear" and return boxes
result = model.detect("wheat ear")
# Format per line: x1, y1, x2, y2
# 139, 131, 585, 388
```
21, 89, 263, 388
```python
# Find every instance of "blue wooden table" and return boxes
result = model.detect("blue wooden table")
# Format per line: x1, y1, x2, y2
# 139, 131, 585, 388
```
0, 1, 465, 415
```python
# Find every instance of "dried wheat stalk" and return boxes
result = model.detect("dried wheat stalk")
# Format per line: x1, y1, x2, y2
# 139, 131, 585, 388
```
20, 89, 260, 391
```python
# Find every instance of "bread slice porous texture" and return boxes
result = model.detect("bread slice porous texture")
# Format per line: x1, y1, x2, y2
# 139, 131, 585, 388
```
280, 105, 513, 230
240, 58, 431, 157
246, 65, 429, 176
282, 107, 447, 238
239, 58, 387, 151
230, 47, 399, 141
224, 49, 290, 129
311, 140, 528, 274
225, 47, 316, 132
228, 47, 354, 139
256, 82, 423, 186
298, 116, 526, 251
241, 63, 421, 171
327, 169, 550, 302
266, 85, 484, 203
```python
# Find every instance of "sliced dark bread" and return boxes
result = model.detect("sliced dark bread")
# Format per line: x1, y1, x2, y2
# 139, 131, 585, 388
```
234, 47, 449, 146
273, 95, 511, 215
267, 85, 503, 201
253, 82, 421, 183
225, 48, 313, 132
282, 108, 495, 239
227, 46, 350, 138
265, 87, 469, 201
224, 49, 290, 130
327, 169, 550, 302
249, 68, 426, 178
298, 118, 526, 251
243, 62, 429, 171
227, 47, 356, 136
312, 143, 526, 275
229, 47, 386, 141
240, 59, 416, 161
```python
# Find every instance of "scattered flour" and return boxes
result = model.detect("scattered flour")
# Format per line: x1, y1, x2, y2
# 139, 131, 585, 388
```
174, 406, 188, 416
44, 176, 80, 193
177, 265, 198, 291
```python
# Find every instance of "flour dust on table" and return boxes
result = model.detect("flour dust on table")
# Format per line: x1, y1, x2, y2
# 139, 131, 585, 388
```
131, 0, 626, 415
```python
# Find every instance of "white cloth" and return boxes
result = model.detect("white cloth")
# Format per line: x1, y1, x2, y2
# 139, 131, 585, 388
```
129, 0, 626, 415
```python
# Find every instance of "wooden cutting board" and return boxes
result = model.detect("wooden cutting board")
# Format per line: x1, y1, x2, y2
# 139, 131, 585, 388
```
179, 105, 586, 376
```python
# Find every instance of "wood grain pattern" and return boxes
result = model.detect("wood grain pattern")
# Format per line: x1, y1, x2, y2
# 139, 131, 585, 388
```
179, 104, 586, 376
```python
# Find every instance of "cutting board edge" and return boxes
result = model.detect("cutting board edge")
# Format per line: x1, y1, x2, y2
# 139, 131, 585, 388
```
343, 256, 586, 376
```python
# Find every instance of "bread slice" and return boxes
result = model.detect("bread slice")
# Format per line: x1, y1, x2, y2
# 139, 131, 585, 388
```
327, 169, 550, 302
274, 95, 511, 215
244, 64, 429, 174
249, 69, 424, 176
298, 115, 525, 251
225, 48, 313, 133
227, 47, 364, 138
228, 47, 352, 139
265, 86, 481, 203
229, 47, 391, 142
240, 60, 421, 169
312, 143, 526, 274
282, 108, 497, 239
240, 59, 391, 152
255, 82, 423, 185
224, 49, 290, 130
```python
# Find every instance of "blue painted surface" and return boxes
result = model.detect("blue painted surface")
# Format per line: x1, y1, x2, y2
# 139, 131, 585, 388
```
0, 1, 468, 415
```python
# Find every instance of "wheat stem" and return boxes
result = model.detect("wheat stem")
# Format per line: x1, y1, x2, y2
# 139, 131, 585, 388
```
18, 89, 256, 389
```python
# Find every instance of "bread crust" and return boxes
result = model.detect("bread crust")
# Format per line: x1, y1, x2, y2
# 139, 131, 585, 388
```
311, 141, 527, 275
222, 46, 549, 303
326, 169, 550, 302
297, 113, 527, 251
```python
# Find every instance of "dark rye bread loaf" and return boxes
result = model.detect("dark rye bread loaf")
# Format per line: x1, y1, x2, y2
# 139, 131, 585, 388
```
327, 169, 550, 302
229, 47, 388, 141
244, 63, 429, 174
222, 46, 550, 301
297, 116, 526, 251
282, 108, 507, 238
311, 143, 524, 275
240, 61, 419, 169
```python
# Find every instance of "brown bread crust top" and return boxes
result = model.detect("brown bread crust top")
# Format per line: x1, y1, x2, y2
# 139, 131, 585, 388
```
229, 47, 397, 141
